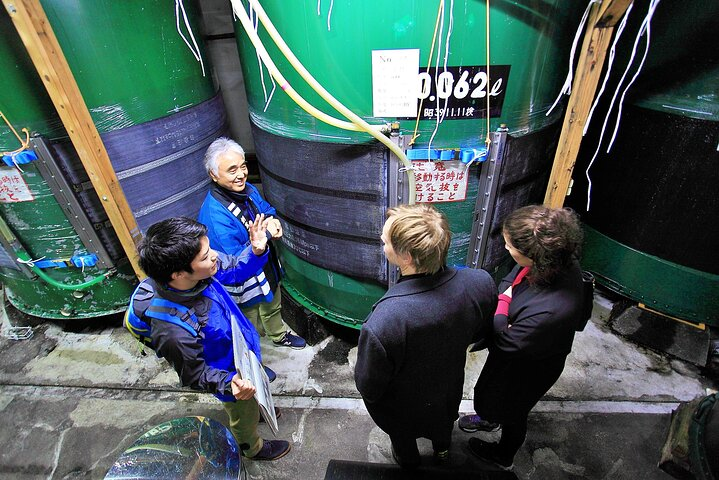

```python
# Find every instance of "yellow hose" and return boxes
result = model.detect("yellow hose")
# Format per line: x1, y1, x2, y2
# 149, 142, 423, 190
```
232, 3, 363, 132
233, 0, 416, 203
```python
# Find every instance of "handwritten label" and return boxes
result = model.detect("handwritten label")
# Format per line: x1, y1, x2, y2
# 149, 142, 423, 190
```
372, 49, 420, 117
412, 161, 469, 203
0, 167, 34, 203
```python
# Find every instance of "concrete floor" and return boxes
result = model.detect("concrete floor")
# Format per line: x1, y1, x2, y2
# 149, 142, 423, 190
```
0, 289, 716, 479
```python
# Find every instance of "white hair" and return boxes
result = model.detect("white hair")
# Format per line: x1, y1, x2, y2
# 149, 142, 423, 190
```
204, 137, 245, 176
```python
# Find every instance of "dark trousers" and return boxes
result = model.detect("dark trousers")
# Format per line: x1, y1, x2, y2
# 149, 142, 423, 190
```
495, 414, 529, 461
474, 351, 568, 462
389, 422, 453, 467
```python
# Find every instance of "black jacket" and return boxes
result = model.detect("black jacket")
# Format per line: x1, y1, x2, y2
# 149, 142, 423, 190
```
355, 267, 497, 439
474, 262, 584, 423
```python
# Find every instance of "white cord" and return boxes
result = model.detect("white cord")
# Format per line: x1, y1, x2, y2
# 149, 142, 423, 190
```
463, 147, 487, 173
316, 0, 334, 31
327, 0, 334, 31
264, 76, 277, 113
607, 0, 660, 152
249, 4, 270, 104
427, 2, 445, 153
427, 0, 454, 150
546, 0, 599, 117
584, 2, 633, 136
10, 152, 25, 173
251, 4, 276, 111
583, 6, 633, 209
16, 255, 45, 268
175, 0, 206, 77
585, 0, 660, 210
438, 0, 454, 125
0, 286, 32, 341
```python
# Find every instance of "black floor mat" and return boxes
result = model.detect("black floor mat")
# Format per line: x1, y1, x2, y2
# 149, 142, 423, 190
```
324, 459, 518, 480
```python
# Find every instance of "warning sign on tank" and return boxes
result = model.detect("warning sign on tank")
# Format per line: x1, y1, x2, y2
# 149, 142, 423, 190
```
0, 167, 33, 203
412, 161, 469, 203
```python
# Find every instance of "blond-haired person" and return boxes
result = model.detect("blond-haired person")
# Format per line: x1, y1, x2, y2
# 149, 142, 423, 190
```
354, 204, 497, 468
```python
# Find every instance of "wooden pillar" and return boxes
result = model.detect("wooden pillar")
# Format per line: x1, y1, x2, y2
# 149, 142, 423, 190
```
544, 0, 633, 208
3, 0, 145, 278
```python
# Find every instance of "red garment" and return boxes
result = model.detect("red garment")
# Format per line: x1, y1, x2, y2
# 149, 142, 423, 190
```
494, 266, 530, 317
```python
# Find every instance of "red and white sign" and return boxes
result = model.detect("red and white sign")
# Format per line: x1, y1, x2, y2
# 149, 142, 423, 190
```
0, 167, 34, 203
412, 160, 469, 203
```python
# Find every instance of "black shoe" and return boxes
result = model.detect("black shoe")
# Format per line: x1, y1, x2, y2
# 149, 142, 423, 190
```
458, 414, 500, 433
250, 439, 291, 461
264, 365, 276, 383
433, 448, 450, 465
468, 438, 513, 471
273, 331, 307, 349
391, 444, 420, 469
258, 406, 282, 423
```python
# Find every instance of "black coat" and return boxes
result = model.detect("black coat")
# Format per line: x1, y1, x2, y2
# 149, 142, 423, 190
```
355, 267, 497, 440
474, 262, 584, 423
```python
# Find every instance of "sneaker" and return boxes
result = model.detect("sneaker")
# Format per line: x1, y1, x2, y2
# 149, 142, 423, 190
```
273, 332, 306, 349
258, 407, 281, 423
250, 439, 291, 461
458, 414, 500, 433
263, 365, 276, 383
433, 449, 450, 465
467, 438, 513, 471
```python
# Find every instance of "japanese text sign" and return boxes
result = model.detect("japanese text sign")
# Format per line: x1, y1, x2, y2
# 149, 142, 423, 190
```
412, 160, 468, 203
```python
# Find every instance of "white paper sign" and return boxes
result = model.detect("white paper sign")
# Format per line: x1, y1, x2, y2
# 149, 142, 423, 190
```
412, 160, 469, 203
0, 167, 34, 203
372, 49, 420, 117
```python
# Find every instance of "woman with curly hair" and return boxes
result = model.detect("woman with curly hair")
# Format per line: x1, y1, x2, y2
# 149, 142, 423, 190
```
462, 205, 587, 471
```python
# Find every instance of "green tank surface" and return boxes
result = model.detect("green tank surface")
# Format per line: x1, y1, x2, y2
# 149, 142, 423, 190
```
0, 1, 225, 318
233, 0, 586, 327
567, 0, 719, 326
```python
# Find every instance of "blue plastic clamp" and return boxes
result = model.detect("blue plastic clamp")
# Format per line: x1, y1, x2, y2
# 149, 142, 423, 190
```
70, 254, 98, 268
2, 150, 38, 167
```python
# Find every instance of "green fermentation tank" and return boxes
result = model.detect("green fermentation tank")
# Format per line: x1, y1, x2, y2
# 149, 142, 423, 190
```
233, 0, 586, 328
567, 1, 719, 326
0, 1, 225, 318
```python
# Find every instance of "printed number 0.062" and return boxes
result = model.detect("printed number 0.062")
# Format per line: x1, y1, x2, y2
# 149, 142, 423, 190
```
416, 70, 503, 101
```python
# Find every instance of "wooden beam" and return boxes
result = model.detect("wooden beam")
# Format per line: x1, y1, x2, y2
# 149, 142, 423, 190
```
3, 0, 145, 278
544, 0, 632, 208
597, 0, 634, 27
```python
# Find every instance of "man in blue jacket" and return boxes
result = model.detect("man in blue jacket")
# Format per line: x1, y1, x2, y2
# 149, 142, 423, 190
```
130, 216, 290, 461
198, 138, 306, 360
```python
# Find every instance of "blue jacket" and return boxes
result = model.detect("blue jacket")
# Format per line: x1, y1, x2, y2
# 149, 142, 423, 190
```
198, 183, 278, 307
129, 248, 267, 402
